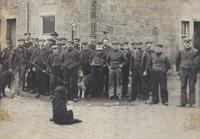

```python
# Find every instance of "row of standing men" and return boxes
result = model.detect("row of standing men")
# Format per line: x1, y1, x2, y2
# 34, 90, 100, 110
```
0, 32, 200, 107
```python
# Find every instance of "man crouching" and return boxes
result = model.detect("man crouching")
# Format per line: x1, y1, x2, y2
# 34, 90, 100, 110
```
51, 86, 82, 125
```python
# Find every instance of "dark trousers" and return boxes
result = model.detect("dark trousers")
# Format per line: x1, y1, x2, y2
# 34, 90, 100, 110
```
130, 69, 149, 100
180, 68, 197, 105
35, 65, 48, 95
151, 71, 168, 104
103, 66, 109, 95
91, 66, 104, 97
28, 69, 37, 92
50, 66, 62, 95
122, 67, 129, 97
63, 68, 78, 100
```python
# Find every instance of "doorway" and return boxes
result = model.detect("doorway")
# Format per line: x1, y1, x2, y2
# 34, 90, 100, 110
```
7, 19, 16, 48
194, 21, 200, 51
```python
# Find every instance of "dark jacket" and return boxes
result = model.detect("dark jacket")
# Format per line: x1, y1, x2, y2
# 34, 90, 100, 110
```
31, 47, 49, 67
80, 49, 92, 75
129, 49, 149, 73
90, 50, 106, 66
47, 53, 61, 68
106, 49, 127, 69
150, 53, 171, 73
60, 48, 80, 70
176, 47, 199, 71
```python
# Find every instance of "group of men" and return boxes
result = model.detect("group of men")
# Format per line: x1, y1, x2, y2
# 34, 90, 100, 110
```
0, 32, 199, 107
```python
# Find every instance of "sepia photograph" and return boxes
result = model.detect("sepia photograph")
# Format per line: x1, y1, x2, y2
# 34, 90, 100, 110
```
0, 0, 200, 139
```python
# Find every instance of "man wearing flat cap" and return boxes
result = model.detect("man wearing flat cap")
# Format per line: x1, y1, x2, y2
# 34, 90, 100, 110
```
149, 44, 170, 105
50, 31, 59, 45
60, 41, 81, 102
27, 38, 39, 93
89, 41, 106, 97
88, 35, 96, 50
31, 39, 49, 98
74, 37, 81, 51
176, 37, 199, 107
11, 39, 27, 96
47, 45, 62, 97
129, 42, 149, 102
102, 37, 111, 96
121, 41, 131, 97
80, 41, 93, 97
24, 33, 33, 49
106, 42, 127, 100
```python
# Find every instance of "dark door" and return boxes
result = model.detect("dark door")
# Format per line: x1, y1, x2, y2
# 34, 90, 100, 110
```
194, 21, 200, 51
7, 19, 16, 48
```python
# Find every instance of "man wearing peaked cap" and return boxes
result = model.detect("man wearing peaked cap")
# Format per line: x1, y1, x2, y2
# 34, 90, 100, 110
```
89, 41, 106, 97
176, 37, 199, 107
80, 41, 93, 98
106, 40, 127, 100
24, 33, 33, 50
74, 37, 81, 51
60, 38, 81, 102
150, 44, 170, 105
50, 32, 59, 45
46, 44, 62, 97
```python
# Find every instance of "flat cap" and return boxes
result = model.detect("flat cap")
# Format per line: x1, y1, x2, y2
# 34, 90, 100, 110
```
24, 32, 31, 36
82, 42, 88, 46
39, 38, 46, 42
183, 37, 192, 43
155, 44, 163, 48
74, 37, 80, 41
51, 45, 59, 49
50, 31, 58, 36
18, 39, 25, 41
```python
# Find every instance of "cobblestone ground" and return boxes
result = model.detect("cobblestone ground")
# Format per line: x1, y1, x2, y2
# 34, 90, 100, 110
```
0, 76, 200, 139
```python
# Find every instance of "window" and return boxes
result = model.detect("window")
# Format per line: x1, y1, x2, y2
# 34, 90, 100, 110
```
181, 21, 190, 37
42, 16, 55, 34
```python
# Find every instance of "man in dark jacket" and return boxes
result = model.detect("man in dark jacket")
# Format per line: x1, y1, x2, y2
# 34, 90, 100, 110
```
176, 38, 199, 107
121, 41, 131, 97
61, 41, 81, 102
129, 42, 149, 101
102, 38, 111, 96
106, 42, 127, 100
11, 39, 28, 95
74, 37, 81, 51
31, 39, 49, 98
27, 38, 39, 93
47, 45, 62, 97
24, 33, 33, 49
89, 42, 106, 97
150, 44, 170, 105
80, 42, 92, 97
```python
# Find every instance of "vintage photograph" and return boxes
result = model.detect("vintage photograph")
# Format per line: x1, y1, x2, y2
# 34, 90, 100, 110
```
0, 0, 200, 139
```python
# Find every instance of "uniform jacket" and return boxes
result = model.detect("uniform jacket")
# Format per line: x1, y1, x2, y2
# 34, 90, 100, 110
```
60, 48, 81, 70
90, 50, 106, 66
176, 47, 199, 71
31, 47, 49, 66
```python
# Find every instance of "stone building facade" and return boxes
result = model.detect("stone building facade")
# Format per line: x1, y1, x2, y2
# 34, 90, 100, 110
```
1, 0, 200, 63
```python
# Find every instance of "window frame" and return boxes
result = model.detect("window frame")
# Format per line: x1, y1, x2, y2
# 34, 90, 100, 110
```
41, 15, 55, 35
181, 21, 190, 37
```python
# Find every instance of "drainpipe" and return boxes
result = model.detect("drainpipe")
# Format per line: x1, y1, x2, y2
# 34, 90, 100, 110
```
27, 0, 30, 33
90, 0, 97, 38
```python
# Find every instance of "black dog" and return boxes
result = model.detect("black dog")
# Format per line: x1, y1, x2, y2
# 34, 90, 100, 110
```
0, 69, 13, 98
51, 86, 82, 125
